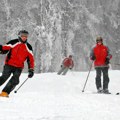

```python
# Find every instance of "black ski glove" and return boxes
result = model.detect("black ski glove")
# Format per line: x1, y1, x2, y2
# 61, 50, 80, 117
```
91, 56, 96, 60
0, 45, 2, 50
28, 69, 34, 78
0, 45, 2, 53
105, 58, 110, 65
69, 66, 73, 70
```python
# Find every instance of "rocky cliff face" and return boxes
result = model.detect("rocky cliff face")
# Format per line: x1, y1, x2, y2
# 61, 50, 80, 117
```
0, 0, 120, 72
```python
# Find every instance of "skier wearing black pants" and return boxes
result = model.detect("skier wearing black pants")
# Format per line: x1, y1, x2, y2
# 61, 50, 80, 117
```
90, 36, 112, 94
0, 30, 34, 97
95, 67, 109, 91
0, 65, 22, 95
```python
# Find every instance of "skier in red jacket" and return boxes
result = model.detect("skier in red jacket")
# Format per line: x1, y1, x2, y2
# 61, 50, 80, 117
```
0, 30, 34, 97
57, 55, 74, 75
90, 36, 112, 94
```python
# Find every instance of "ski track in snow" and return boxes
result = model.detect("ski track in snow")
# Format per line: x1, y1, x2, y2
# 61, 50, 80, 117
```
0, 70, 120, 120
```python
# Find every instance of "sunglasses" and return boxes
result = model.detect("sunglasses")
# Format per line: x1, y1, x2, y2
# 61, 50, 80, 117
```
21, 35, 28, 38
97, 40, 102, 42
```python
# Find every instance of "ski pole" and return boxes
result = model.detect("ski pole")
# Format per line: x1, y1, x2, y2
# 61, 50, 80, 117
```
82, 61, 93, 92
14, 77, 29, 93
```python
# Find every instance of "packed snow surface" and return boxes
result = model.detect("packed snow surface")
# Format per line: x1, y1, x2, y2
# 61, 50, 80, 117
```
0, 70, 120, 120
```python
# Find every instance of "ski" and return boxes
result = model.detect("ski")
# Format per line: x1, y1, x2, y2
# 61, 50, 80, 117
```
92, 92, 111, 95
82, 91, 120, 95
82, 91, 117, 95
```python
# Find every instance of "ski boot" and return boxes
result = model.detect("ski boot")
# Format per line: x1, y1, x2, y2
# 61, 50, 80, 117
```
97, 87, 103, 93
0, 91, 9, 97
103, 89, 111, 94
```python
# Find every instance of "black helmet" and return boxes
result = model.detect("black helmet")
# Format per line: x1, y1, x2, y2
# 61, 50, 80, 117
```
18, 30, 29, 36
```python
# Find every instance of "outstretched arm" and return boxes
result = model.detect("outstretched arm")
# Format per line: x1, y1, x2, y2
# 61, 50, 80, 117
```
0, 43, 11, 54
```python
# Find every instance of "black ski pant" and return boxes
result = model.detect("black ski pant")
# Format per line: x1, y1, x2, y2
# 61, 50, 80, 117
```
95, 67, 109, 90
57, 66, 69, 75
0, 65, 22, 94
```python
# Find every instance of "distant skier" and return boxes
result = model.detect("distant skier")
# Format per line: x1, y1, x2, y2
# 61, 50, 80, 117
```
90, 36, 112, 94
0, 30, 34, 97
57, 55, 74, 75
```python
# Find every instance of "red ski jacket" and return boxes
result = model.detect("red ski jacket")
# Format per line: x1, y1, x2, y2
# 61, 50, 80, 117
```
90, 44, 112, 67
2, 39, 34, 69
63, 58, 74, 68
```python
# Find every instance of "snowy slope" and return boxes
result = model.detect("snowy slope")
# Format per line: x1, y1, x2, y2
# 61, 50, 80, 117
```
0, 70, 120, 120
